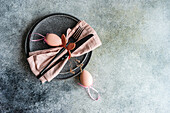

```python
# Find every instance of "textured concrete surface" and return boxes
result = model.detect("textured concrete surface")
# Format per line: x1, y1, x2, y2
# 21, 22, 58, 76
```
0, 0, 170, 113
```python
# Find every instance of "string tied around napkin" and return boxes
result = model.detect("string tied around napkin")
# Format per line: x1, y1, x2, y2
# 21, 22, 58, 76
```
60, 34, 76, 59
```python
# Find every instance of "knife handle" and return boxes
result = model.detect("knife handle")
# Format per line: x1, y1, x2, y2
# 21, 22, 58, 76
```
39, 41, 71, 77
37, 53, 69, 79
39, 47, 66, 75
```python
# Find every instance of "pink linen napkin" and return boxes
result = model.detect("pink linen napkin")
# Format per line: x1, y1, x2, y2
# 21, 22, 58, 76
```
27, 20, 102, 83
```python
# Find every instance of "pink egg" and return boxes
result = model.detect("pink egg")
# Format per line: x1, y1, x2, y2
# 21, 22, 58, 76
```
45, 33, 62, 46
80, 70, 93, 87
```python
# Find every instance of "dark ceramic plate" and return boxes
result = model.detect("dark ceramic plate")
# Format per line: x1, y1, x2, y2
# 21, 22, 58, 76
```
25, 13, 92, 79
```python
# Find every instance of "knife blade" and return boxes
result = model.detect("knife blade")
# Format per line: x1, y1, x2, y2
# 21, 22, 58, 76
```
37, 34, 94, 79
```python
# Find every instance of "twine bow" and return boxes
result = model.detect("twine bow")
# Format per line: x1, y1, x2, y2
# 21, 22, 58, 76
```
60, 34, 76, 59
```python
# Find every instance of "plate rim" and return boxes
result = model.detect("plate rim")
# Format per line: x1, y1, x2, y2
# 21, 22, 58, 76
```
25, 13, 92, 79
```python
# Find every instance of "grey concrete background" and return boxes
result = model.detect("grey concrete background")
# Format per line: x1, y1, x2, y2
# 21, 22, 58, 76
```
0, 0, 170, 113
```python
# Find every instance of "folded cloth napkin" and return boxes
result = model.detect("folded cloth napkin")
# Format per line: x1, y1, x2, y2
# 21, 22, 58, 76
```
27, 20, 102, 83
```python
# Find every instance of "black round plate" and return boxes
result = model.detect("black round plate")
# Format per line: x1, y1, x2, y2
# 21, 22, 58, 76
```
25, 13, 92, 79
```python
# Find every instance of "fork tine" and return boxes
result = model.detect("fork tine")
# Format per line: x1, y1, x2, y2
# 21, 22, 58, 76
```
72, 26, 81, 38
73, 27, 84, 40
